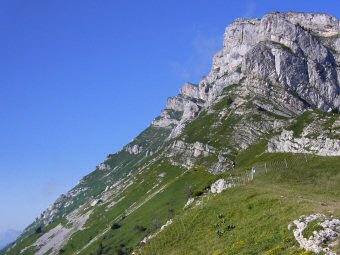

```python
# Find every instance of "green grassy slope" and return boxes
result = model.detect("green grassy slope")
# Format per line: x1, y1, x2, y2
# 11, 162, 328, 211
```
76, 167, 216, 255
7, 161, 216, 255
139, 153, 340, 255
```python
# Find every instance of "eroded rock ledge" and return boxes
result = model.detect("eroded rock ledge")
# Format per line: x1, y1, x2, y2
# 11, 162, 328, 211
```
289, 214, 340, 255
268, 130, 340, 156
165, 140, 233, 173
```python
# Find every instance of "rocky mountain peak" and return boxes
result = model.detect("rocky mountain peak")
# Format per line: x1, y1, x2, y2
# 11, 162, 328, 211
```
284, 12, 339, 36
179, 82, 200, 99
158, 11, 340, 139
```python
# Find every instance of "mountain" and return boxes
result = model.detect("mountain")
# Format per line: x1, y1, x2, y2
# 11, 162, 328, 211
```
3, 11, 340, 255
0, 230, 21, 250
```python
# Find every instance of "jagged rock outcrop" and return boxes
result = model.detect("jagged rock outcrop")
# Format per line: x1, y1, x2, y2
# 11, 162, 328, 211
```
180, 82, 200, 99
285, 12, 339, 37
97, 163, 111, 171
151, 109, 180, 128
208, 153, 233, 174
164, 140, 234, 172
125, 144, 143, 155
268, 129, 340, 156
165, 140, 215, 168
152, 83, 204, 135
269, 111, 340, 155
210, 179, 233, 193
167, 96, 204, 138
289, 214, 340, 255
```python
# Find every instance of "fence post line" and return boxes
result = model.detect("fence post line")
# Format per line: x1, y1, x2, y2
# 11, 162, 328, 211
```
284, 159, 288, 168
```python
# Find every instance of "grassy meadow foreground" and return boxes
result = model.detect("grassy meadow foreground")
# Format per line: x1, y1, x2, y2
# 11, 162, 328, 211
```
140, 152, 340, 255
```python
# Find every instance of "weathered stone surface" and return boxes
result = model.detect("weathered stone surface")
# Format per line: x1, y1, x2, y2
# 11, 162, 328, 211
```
208, 153, 233, 174
125, 144, 143, 155
290, 214, 340, 255
180, 83, 200, 99
97, 163, 111, 171
268, 129, 340, 156
285, 12, 340, 37
184, 198, 195, 208
140, 219, 173, 246
153, 86, 204, 138
90, 199, 102, 207
210, 179, 233, 193
21, 208, 93, 255
152, 109, 179, 128
166, 140, 216, 168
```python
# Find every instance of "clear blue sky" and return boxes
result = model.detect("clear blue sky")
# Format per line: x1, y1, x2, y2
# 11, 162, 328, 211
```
0, 0, 339, 233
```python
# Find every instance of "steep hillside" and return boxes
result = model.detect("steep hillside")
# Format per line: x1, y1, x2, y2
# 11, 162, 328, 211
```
3, 11, 340, 255
139, 151, 340, 255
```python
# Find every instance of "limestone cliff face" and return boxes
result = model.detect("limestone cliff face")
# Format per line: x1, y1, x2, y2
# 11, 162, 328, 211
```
155, 12, 340, 141
152, 82, 204, 138
214, 12, 340, 113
